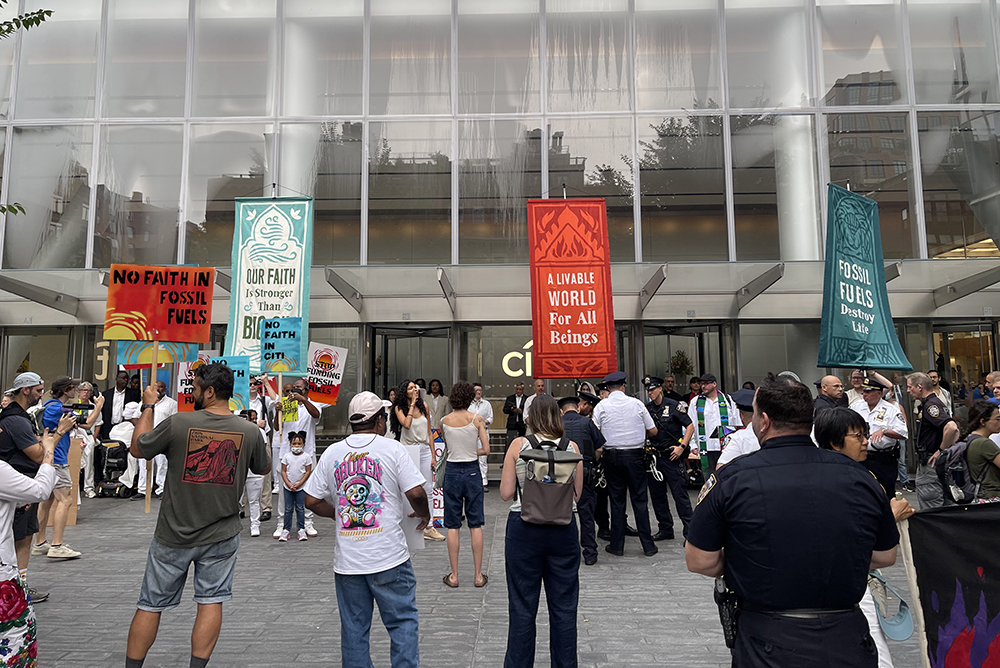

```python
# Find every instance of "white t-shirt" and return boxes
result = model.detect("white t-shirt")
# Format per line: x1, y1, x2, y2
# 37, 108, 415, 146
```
304, 433, 425, 575
717, 427, 760, 467
281, 450, 312, 489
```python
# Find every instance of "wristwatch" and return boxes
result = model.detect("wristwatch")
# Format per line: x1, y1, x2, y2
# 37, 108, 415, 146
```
141, 404, 156, 411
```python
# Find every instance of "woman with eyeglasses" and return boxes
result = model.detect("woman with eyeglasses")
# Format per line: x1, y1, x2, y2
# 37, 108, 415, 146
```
815, 407, 914, 668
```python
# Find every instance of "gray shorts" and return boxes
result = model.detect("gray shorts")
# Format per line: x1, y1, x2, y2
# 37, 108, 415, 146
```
137, 534, 240, 612
53, 464, 72, 489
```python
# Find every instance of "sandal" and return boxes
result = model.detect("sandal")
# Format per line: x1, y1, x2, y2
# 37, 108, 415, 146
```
443, 573, 459, 588
475, 573, 489, 588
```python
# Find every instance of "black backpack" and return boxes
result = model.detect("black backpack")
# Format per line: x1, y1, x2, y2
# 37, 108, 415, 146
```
517, 435, 582, 526
937, 437, 991, 504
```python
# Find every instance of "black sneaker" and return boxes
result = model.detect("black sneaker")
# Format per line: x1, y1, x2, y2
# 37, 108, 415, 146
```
26, 587, 49, 604
260, 511, 272, 522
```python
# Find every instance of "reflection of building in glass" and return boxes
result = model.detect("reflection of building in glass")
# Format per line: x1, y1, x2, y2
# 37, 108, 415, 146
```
825, 71, 901, 106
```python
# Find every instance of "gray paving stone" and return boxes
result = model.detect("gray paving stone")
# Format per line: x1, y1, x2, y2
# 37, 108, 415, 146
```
27, 487, 923, 667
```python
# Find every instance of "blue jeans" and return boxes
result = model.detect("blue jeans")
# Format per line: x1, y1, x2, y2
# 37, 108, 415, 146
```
283, 488, 305, 532
897, 439, 909, 485
504, 512, 580, 668
335, 560, 419, 668
442, 460, 485, 529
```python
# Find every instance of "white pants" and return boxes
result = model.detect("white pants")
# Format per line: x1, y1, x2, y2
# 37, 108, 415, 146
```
137, 454, 167, 494
860, 588, 894, 668
120, 453, 139, 486
478, 453, 489, 486
245, 475, 263, 531
420, 444, 434, 507
80, 435, 95, 493
271, 444, 282, 491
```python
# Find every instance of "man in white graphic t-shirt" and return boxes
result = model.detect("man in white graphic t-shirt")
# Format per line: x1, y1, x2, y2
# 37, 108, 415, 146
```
305, 392, 430, 668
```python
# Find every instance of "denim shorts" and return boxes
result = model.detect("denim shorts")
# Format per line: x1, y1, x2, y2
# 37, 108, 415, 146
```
443, 461, 485, 529
137, 534, 240, 612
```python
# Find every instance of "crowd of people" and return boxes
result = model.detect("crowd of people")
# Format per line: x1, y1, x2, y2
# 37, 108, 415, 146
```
2, 360, 999, 667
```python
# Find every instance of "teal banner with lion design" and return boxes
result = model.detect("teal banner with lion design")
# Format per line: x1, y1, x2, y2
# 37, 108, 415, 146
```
818, 184, 911, 370
226, 197, 313, 373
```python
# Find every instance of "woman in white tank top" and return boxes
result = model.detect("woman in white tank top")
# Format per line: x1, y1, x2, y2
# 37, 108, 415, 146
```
392, 379, 446, 542
440, 381, 490, 588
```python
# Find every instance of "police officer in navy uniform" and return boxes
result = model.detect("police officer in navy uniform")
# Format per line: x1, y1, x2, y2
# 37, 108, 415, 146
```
592, 371, 659, 557
685, 373, 899, 668
559, 395, 606, 565
643, 375, 694, 540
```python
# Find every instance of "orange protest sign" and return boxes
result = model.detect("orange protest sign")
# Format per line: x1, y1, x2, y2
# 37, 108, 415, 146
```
104, 264, 214, 343
527, 199, 617, 378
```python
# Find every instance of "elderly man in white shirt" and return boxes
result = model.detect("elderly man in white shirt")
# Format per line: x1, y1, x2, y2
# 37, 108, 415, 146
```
469, 382, 494, 492
851, 376, 908, 495
136, 381, 177, 498
592, 371, 659, 558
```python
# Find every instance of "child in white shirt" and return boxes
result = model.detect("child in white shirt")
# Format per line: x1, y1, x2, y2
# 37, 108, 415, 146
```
280, 431, 313, 542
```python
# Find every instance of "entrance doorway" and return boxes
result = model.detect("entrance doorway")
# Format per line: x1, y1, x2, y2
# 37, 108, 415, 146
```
373, 327, 452, 397
933, 322, 997, 418
642, 324, 724, 394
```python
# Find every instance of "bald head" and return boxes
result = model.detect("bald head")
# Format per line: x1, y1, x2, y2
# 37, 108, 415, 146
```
819, 375, 844, 401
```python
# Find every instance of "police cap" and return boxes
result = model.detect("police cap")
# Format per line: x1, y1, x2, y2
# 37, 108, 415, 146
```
557, 396, 580, 409
578, 391, 600, 406
643, 375, 664, 390
731, 388, 756, 412
602, 371, 627, 384
861, 376, 888, 392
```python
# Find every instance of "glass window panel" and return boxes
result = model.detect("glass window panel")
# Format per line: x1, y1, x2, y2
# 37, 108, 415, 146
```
310, 325, 358, 440
458, 119, 542, 264
370, 0, 451, 116
104, 0, 188, 117
0, 32, 16, 119
459, 324, 533, 391
635, 0, 721, 110
547, 0, 630, 112
15, 0, 101, 119
185, 123, 271, 267
548, 118, 634, 261
908, 0, 1000, 104
192, 0, 276, 117
639, 115, 728, 262
93, 125, 182, 267
919, 111, 1000, 259
2, 328, 70, 390
282, 0, 363, 116
368, 121, 451, 265
817, 0, 907, 106
280, 122, 362, 264
457, 0, 540, 114
827, 112, 918, 258
725, 0, 811, 108
732, 114, 820, 261
4, 126, 92, 268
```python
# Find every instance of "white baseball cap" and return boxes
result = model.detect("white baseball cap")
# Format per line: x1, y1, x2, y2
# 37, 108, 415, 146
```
349, 392, 385, 424
5, 372, 43, 394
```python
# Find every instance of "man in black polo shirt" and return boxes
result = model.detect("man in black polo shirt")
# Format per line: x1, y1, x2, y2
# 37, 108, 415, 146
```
906, 371, 959, 509
644, 375, 693, 541
814, 375, 844, 414
686, 374, 898, 667
559, 395, 606, 566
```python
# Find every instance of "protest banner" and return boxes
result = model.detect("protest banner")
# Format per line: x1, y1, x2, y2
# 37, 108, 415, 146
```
177, 349, 218, 412
260, 317, 302, 374
306, 342, 348, 405
527, 199, 616, 378
818, 184, 911, 370
211, 356, 251, 412
118, 341, 197, 369
903, 503, 1000, 668
226, 198, 313, 371
104, 264, 214, 343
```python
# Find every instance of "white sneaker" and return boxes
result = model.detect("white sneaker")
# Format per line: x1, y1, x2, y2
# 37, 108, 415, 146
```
298, 529, 308, 541
84, 489, 97, 499
304, 522, 318, 537
47, 544, 82, 559
272, 485, 279, 494
31, 541, 50, 556
250, 526, 260, 537
272, 526, 283, 539
278, 530, 290, 542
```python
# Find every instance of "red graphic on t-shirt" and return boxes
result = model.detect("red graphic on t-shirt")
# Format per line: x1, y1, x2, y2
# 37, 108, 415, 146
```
182, 428, 244, 485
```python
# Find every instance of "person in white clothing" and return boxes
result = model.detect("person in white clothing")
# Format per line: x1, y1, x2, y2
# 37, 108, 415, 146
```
272, 378, 323, 538
137, 381, 177, 498
279, 431, 313, 542
850, 377, 908, 496
716, 389, 759, 468
114, 402, 142, 489
304, 392, 430, 668
682, 373, 742, 474
75, 382, 105, 498
241, 409, 268, 537
469, 382, 494, 491
522, 378, 546, 430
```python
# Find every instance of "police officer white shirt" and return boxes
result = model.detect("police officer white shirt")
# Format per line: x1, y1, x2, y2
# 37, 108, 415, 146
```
686, 394, 742, 453
716, 427, 760, 467
850, 398, 908, 452
592, 390, 654, 449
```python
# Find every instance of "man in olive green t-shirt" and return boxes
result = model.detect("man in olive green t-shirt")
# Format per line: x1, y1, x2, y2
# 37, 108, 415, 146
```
124, 363, 269, 668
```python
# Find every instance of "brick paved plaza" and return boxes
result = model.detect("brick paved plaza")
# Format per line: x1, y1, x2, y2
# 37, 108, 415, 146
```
31, 489, 923, 667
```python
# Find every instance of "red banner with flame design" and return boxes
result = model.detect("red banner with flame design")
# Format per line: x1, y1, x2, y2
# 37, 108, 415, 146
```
528, 199, 617, 378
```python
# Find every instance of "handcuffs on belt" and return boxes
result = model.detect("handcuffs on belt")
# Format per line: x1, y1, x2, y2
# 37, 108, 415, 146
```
644, 439, 688, 481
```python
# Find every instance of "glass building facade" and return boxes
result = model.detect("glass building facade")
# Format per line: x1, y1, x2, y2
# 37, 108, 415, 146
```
2, 0, 1000, 443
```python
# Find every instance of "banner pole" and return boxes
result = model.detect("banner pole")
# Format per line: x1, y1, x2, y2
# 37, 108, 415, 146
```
277, 371, 284, 434
899, 519, 931, 668
145, 341, 159, 514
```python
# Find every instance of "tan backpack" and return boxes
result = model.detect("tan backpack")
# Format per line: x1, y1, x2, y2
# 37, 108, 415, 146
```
518, 435, 582, 525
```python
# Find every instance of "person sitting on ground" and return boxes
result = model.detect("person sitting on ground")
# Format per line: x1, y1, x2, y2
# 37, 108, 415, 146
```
279, 431, 312, 542
440, 381, 490, 588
